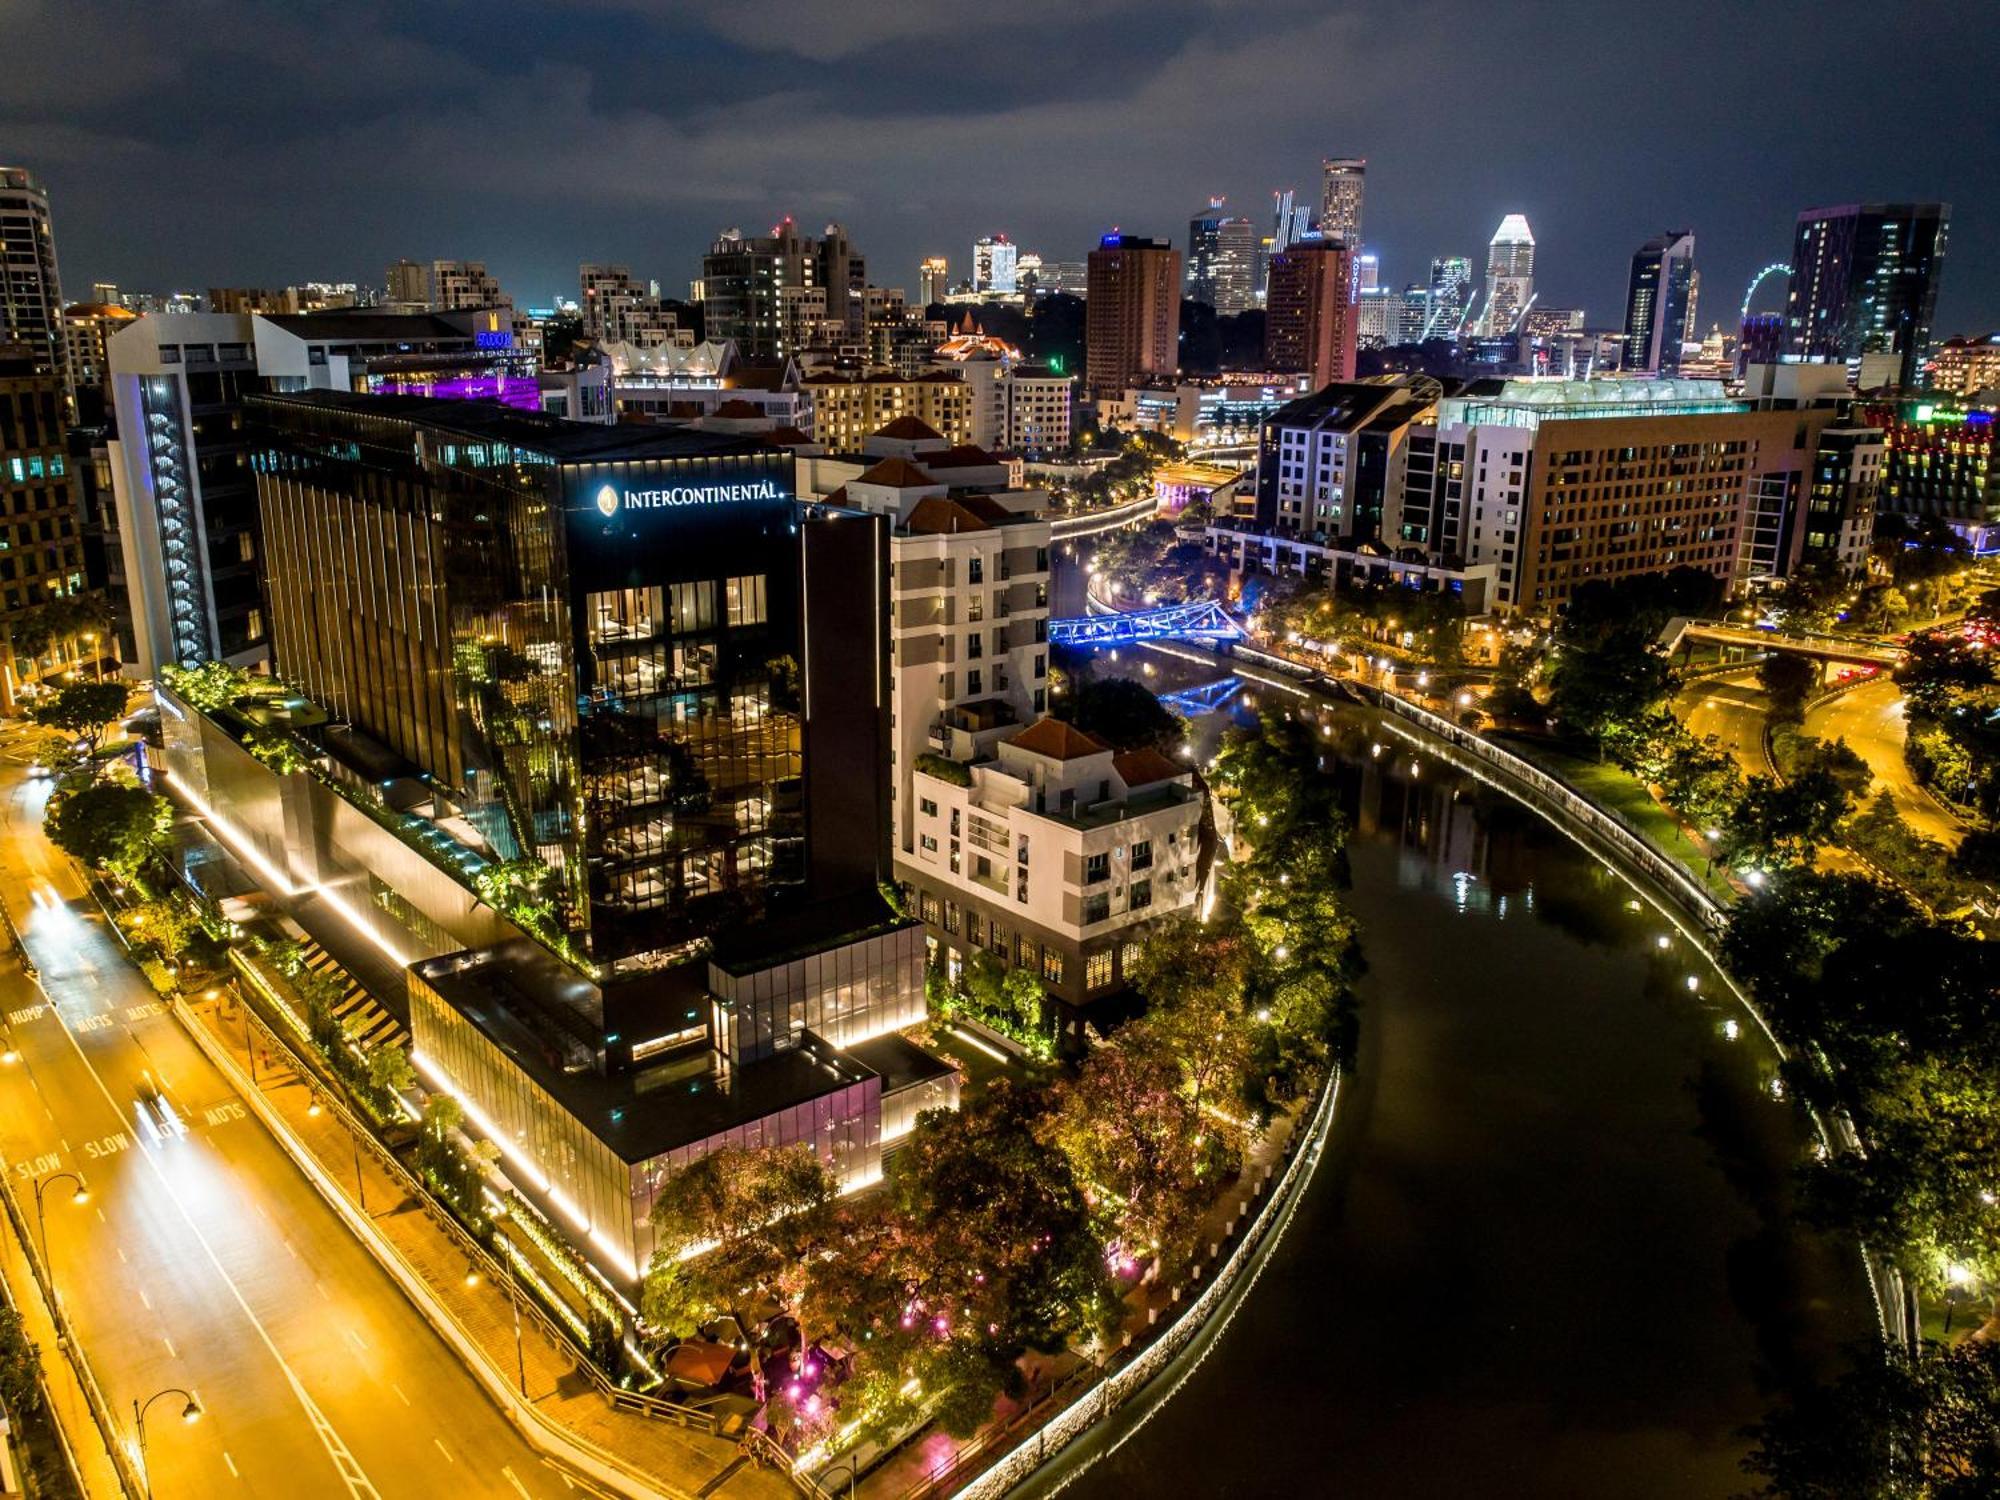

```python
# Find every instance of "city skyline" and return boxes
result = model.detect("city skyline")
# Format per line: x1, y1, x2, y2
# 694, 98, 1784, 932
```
6, 0, 1997, 334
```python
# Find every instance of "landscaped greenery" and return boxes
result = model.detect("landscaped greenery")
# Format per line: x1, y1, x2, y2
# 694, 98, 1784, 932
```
635, 711, 1357, 1459
28, 679, 130, 771
912, 751, 971, 788
44, 778, 171, 881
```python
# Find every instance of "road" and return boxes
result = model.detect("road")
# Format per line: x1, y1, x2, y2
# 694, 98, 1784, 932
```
1674, 668, 1772, 777
1804, 676, 1967, 849
0, 741, 567, 1500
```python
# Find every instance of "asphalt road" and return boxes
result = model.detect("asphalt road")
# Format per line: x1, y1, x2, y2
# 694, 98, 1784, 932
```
1674, 668, 1772, 777
1804, 677, 1967, 849
0, 743, 566, 1500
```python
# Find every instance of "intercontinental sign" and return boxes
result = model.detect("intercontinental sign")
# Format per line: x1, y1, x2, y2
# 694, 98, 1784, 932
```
593, 479, 784, 517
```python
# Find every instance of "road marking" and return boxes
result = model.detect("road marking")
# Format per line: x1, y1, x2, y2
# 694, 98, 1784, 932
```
138, 1288, 151, 1310
38, 967, 386, 1499
433, 1438, 454, 1464
94, 1207, 104, 1223
223, 1451, 240, 1478
502, 1465, 533, 1499
342, 1326, 367, 1354
115, 1245, 126, 1264
162, 1335, 177, 1359
390, 1383, 411, 1407
316, 1280, 331, 1302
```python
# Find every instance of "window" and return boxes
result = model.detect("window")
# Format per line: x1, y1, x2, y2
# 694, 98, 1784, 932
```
725, 574, 767, 626
1041, 947, 1065, 985
919, 834, 937, 853
919, 797, 937, 818
1129, 878, 1152, 911
1130, 839, 1153, 872
1083, 852, 1109, 885
968, 557, 984, 584
1082, 893, 1110, 925
919, 890, 939, 924
1085, 950, 1114, 990
1120, 941, 1143, 974
963, 911, 980, 944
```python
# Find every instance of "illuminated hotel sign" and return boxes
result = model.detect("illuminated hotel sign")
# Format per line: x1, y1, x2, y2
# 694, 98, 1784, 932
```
591, 478, 785, 517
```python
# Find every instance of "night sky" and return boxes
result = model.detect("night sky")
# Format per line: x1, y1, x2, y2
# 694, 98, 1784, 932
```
8, 0, 1997, 335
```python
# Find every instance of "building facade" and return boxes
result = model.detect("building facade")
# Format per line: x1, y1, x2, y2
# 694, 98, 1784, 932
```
1428, 256, 1471, 338
800, 371, 972, 451
1786, 202, 1950, 389
0, 346, 91, 709
973, 237, 1018, 295
1186, 200, 1257, 315
579, 265, 684, 349
1263, 239, 1356, 389
918, 257, 950, 307
1253, 376, 1443, 540
1481, 215, 1536, 336
1085, 236, 1181, 401
1, 168, 66, 387
1318, 157, 1366, 249
701, 222, 867, 358
1623, 231, 1697, 376
1929, 334, 2000, 397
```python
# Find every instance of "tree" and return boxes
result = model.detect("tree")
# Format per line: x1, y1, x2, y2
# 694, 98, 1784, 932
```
0, 1306, 40, 1416
29, 679, 129, 770
1759, 652, 1819, 726
367, 1045, 416, 1100
1896, 635, 1995, 719
642, 1144, 835, 1349
160, 660, 253, 713
44, 782, 170, 878
114, 898, 201, 960
1546, 626, 1676, 749
1740, 1338, 2000, 1499
1720, 769, 1849, 871
1064, 676, 1184, 754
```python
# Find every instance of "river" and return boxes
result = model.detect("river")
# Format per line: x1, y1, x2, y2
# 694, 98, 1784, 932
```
1049, 660, 1873, 1499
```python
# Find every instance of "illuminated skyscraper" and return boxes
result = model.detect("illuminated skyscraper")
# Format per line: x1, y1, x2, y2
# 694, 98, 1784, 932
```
1785, 202, 1949, 388
1186, 199, 1258, 315
1085, 235, 1180, 399
918, 257, 950, 306
1264, 238, 1356, 388
1623, 230, 1696, 374
973, 236, 1017, 294
1481, 215, 1535, 335
1428, 256, 1472, 338
1319, 157, 1366, 248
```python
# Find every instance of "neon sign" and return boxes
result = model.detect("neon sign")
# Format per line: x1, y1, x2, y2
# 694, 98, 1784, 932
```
592, 478, 784, 517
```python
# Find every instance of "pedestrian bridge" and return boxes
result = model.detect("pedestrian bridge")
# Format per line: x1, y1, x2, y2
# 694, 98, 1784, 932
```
1156, 675, 1245, 716
1047, 599, 1247, 647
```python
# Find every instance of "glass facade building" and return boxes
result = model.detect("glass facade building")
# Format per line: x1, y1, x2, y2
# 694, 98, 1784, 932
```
1786, 202, 1950, 389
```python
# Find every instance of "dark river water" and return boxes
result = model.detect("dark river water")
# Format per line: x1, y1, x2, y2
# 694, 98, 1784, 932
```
1056, 663, 1873, 1499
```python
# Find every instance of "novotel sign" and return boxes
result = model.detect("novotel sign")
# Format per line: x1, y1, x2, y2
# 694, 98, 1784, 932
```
590, 478, 785, 517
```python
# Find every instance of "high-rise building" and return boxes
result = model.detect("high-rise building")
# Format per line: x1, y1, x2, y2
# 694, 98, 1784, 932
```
1270, 189, 1314, 255
429, 260, 509, 312
1263, 238, 1356, 390
0, 344, 92, 709
918, 257, 950, 307
62, 300, 137, 413
578, 264, 683, 349
1355, 252, 1379, 293
385, 258, 428, 308
1482, 215, 1536, 335
1185, 199, 1257, 315
1356, 287, 1403, 349
1253, 376, 1442, 539
0, 168, 67, 384
1397, 283, 1432, 345
700, 220, 867, 359
1623, 231, 1697, 375
1084, 235, 1181, 400
1930, 333, 2000, 396
1785, 202, 1950, 389
973, 236, 1018, 295
105, 309, 488, 670
1319, 157, 1366, 248
1428, 256, 1472, 338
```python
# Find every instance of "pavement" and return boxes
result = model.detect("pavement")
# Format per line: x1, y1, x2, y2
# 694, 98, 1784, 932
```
1803, 676, 1967, 850
0, 742, 583, 1500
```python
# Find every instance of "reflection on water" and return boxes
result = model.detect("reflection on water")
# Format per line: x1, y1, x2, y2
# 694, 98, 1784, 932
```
1068, 693, 1871, 1500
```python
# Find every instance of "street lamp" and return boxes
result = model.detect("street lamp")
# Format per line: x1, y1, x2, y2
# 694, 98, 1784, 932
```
31, 1170, 87, 1282
1944, 1263, 1975, 1335
134, 1387, 202, 1500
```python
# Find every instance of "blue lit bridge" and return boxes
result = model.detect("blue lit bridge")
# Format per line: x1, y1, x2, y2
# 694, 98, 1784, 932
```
1156, 675, 1245, 717
1046, 599, 1247, 647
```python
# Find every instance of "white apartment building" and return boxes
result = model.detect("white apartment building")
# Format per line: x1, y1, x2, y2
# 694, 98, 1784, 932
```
579, 264, 687, 349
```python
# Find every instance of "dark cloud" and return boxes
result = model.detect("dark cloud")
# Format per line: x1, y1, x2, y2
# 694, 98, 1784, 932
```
5, 0, 1994, 334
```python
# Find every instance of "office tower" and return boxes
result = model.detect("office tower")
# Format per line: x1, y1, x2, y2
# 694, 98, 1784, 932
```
429, 260, 509, 311
1084, 235, 1181, 400
1397, 283, 1432, 345
1429, 256, 1472, 337
90, 282, 119, 306
385, 258, 428, 308
1682, 269, 1701, 345
1319, 157, 1366, 248
0, 345, 92, 709
105, 309, 487, 670
973, 236, 1018, 294
1786, 202, 1950, 388
1263, 238, 1356, 389
918, 257, 950, 306
1355, 252, 1379, 293
1481, 215, 1535, 335
578, 264, 682, 348
1356, 287, 1403, 348
1186, 199, 1257, 314
700, 220, 867, 358
1040, 260, 1088, 298
1623, 231, 1697, 375
0, 168, 67, 382
1270, 189, 1314, 255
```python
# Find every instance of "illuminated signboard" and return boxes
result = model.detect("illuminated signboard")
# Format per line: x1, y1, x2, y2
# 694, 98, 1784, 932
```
473, 330, 512, 350
589, 477, 784, 517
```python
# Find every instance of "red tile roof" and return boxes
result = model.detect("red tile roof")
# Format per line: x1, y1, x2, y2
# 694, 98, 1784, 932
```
923, 443, 1003, 469
1113, 747, 1184, 788
874, 416, 944, 441
1006, 718, 1110, 761
855, 457, 939, 488
758, 425, 816, 447
902, 497, 993, 534
710, 398, 764, 418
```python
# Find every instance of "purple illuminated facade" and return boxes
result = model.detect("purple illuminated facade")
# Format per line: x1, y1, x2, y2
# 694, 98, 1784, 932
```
368, 371, 545, 412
